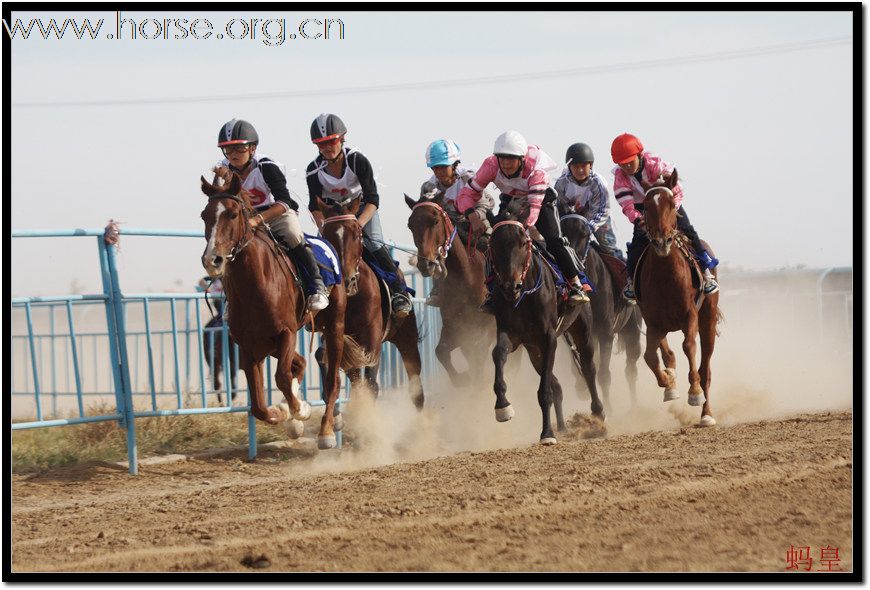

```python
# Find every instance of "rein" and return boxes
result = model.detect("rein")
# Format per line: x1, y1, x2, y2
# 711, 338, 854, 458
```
643, 186, 678, 241
490, 220, 538, 306
412, 201, 458, 260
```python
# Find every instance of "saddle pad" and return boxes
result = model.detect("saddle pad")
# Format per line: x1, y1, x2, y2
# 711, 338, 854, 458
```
597, 250, 629, 293
361, 249, 416, 298
304, 234, 342, 287
531, 245, 569, 298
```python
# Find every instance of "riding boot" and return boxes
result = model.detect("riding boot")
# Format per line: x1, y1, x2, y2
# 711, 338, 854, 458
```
695, 250, 720, 294
372, 246, 412, 318
290, 243, 330, 312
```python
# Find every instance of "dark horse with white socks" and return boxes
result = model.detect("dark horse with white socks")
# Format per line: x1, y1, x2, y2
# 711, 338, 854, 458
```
488, 199, 604, 444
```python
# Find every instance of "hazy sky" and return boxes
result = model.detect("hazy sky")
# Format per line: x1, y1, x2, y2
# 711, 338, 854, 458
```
8, 9, 854, 296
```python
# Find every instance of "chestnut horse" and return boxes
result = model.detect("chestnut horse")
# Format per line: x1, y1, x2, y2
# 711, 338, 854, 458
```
636, 170, 721, 427
199, 173, 348, 449
488, 208, 604, 444
404, 192, 493, 385
560, 214, 642, 410
316, 196, 425, 411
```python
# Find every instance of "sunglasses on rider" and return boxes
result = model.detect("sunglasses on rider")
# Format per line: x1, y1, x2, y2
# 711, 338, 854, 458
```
315, 137, 341, 148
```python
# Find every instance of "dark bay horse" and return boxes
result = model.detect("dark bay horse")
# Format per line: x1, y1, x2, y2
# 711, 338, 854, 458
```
488, 212, 604, 444
560, 215, 642, 410
636, 170, 721, 427
404, 192, 493, 385
200, 173, 348, 449
316, 196, 425, 411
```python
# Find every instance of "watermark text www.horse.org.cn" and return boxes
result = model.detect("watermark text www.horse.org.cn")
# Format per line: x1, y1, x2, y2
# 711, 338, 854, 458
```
3, 11, 345, 46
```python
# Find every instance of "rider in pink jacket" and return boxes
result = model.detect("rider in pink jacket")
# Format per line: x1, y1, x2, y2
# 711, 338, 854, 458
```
457, 130, 590, 313
611, 133, 719, 300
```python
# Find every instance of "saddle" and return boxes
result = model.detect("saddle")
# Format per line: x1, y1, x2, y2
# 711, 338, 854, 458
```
360, 249, 417, 298
633, 234, 709, 302
592, 243, 629, 293
529, 242, 570, 301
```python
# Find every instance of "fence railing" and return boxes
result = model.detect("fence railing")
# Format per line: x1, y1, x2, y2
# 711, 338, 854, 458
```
11, 227, 439, 474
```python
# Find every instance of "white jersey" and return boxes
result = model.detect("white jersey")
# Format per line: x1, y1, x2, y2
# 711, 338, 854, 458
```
216, 153, 287, 210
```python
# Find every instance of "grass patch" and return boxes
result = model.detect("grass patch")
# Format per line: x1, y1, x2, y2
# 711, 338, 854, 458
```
12, 402, 292, 474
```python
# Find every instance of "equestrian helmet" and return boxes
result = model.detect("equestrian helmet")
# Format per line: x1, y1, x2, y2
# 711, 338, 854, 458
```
311, 113, 348, 144
425, 139, 461, 168
217, 119, 259, 147
493, 130, 528, 157
611, 133, 644, 164
565, 143, 595, 165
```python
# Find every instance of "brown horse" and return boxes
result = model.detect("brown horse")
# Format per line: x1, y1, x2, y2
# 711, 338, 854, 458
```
404, 192, 493, 385
316, 196, 425, 410
199, 173, 348, 449
488, 210, 604, 444
636, 170, 720, 427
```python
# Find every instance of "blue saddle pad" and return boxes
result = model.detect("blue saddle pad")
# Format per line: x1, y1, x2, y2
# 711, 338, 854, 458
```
533, 244, 569, 296
361, 249, 416, 297
304, 234, 342, 288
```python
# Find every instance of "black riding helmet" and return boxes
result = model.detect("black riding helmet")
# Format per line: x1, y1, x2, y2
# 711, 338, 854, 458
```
217, 119, 259, 147
311, 113, 347, 144
565, 142, 595, 165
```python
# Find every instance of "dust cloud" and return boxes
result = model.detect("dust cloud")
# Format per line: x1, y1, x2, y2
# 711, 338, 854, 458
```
287, 285, 853, 477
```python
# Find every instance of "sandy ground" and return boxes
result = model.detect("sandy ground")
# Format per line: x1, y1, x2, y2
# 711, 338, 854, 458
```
10, 292, 855, 573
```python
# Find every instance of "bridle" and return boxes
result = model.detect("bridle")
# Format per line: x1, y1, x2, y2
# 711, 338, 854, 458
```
411, 201, 457, 263
490, 220, 534, 293
208, 193, 256, 262
643, 185, 679, 244
321, 214, 362, 295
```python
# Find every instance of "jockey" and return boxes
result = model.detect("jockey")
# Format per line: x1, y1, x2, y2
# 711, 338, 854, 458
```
214, 119, 329, 312
456, 130, 590, 314
554, 143, 624, 261
611, 132, 719, 301
306, 113, 413, 318
419, 139, 496, 307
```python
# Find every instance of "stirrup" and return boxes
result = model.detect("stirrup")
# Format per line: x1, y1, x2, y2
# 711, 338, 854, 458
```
391, 292, 412, 317
568, 285, 590, 304
623, 284, 636, 301
703, 279, 720, 295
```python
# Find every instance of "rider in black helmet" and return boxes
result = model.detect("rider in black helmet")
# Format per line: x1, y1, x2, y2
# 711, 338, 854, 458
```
215, 118, 330, 312
305, 113, 413, 319
554, 142, 625, 261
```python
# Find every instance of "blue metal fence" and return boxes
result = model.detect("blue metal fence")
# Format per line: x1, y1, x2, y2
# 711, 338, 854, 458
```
11, 227, 439, 474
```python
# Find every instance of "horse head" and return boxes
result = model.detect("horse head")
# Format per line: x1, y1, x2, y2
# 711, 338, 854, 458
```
489, 220, 533, 302
318, 195, 364, 296
642, 169, 681, 257
405, 191, 453, 279
559, 213, 592, 257
200, 172, 254, 278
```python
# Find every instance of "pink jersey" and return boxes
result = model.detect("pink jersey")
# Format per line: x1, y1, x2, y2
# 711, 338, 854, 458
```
456, 145, 557, 227
612, 151, 684, 224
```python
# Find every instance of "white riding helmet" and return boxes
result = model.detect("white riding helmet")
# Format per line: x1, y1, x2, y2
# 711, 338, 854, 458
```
493, 130, 528, 157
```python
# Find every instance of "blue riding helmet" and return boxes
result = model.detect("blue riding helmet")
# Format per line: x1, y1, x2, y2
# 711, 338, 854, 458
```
425, 139, 461, 168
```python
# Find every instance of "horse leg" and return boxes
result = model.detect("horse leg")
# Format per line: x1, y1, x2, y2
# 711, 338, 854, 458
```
364, 365, 380, 399
435, 323, 468, 387
240, 351, 283, 424
566, 321, 605, 420
534, 331, 559, 444
492, 329, 518, 422
273, 330, 312, 423
697, 301, 718, 427
597, 332, 614, 413
643, 328, 678, 401
317, 327, 345, 450
622, 320, 642, 408
393, 315, 424, 410
683, 315, 704, 408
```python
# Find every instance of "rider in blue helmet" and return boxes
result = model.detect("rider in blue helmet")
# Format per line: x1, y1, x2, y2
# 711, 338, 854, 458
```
418, 139, 495, 307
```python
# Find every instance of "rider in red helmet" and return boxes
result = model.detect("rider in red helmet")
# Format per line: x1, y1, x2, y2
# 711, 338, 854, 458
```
611, 133, 719, 301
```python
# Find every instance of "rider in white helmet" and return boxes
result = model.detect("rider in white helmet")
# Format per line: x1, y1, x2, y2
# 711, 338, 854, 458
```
418, 139, 496, 306
457, 130, 590, 313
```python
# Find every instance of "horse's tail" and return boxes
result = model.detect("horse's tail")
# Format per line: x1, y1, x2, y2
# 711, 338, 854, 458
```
715, 307, 725, 337
341, 334, 380, 369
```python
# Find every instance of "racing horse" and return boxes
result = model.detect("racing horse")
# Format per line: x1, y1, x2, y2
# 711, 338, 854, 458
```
635, 170, 721, 426
404, 191, 493, 385
203, 315, 238, 403
560, 215, 643, 410
316, 195, 425, 410
200, 172, 348, 449
488, 199, 604, 444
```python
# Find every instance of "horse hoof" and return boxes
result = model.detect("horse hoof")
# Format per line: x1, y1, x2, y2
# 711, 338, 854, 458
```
688, 393, 706, 406
275, 402, 291, 421
699, 415, 717, 427
540, 437, 557, 446
293, 400, 312, 421
287, 419, 305, 439
317, 435, 337, 450
663, 389, 680, 402
495, 405, 514, 422
333, 414, 344, 432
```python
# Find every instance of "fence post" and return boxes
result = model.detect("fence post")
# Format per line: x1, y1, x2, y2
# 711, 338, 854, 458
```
101, 236, 139, 474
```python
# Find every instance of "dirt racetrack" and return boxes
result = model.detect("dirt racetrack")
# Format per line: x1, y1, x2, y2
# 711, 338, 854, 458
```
11, 408, 852, 573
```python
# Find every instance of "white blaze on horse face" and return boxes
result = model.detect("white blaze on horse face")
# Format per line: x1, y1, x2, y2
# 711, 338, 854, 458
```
203, 202, 227, 272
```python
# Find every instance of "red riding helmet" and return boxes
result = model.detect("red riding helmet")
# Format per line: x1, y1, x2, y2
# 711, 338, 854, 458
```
611, 133, 644, 164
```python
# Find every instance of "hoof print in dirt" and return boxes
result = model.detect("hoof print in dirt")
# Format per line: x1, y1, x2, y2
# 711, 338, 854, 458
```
241, 553, 271, 569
